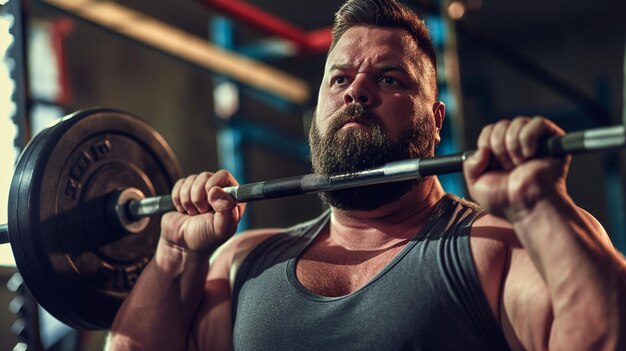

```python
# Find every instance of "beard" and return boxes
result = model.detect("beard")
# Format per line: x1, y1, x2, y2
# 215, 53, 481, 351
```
309, 104, 437, 211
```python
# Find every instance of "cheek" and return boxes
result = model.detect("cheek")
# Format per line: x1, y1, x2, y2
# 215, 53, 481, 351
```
315, 94, 343, 130
381, 98, 420, 135
320, 100, 343, 120
393, 95, 420, 115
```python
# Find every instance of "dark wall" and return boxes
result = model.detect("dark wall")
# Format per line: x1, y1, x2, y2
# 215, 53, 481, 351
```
456, 2, 626, 243
55, 8, 328, 229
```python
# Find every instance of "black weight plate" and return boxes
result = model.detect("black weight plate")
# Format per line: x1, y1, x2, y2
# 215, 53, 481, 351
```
8, 108, 182, 329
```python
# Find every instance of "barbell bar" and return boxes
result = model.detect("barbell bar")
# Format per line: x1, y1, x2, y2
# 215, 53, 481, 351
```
0, 108, 624, 330
2, 121, 626, 237
127, 123, 626, 220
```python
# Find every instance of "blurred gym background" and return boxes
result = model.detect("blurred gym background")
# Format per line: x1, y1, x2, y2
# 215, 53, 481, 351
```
0, 0, 624, 349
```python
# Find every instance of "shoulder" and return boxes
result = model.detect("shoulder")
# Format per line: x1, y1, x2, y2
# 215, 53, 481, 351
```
208, 211, 330, 283
469, 212, 519, 270
208, 228, 284, 283
468, 213, 518, 325
469, 204, 611, 262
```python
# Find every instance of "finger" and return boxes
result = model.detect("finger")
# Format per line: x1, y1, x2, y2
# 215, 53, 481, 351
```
520, 116, 565, 158
205, 170, 240, 211
463, 148, 491, 186
171, 178, 185, 213
211, 201, 241, 240
203, 170, 238, 196
190, 171, 214, 213
505, 117, 530, 165
477, 123, 494, 150
207, 170, 248, 219
208, 186, 237, 214
179, 174, 198, 215
208, 183, 240, 238
489, 120, 514, 170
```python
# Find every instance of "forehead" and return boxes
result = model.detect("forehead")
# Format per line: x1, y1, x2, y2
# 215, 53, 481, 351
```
326, 26, 420, 69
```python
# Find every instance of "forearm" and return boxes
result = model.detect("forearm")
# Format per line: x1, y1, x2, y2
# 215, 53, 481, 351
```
108, 239, 210, 351
511, 193, 626, 350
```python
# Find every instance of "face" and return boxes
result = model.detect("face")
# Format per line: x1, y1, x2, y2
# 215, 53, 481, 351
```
310, 26, 445, 210
315, 26, 442, 144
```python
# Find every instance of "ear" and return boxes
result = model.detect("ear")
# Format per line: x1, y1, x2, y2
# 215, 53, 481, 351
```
432, 101, 445, 144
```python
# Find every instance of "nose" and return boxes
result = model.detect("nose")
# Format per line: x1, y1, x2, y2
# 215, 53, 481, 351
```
343, 76, 373, 106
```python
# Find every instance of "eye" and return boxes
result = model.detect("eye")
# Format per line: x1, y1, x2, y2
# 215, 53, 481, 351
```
332, 76, 347, 86
380, 76, 399, 86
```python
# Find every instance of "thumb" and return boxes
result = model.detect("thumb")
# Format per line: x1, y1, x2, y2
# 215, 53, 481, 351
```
208, 187, 240, 237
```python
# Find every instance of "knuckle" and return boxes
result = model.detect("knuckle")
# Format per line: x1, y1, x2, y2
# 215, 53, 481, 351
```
179, 192, 190, 205
214, 169, 229, 178
190, 188, 203, 204
181, 201, 193, 213
511, 116, 530, 128
489, 130, 504, 150
531, 115, 546, 121
172, 180, 183, 197
528, 116, 551, 131
519, 125, 535, 142
181, 175, 197, 189
505, 136, 520, 152
478, 123, 493, 139
197, 171, 213, 181
495, 119, 511, 128
191, 176, 206, 192
174, 178, 184, 188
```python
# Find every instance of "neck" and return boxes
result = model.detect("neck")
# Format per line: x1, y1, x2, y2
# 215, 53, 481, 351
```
328, 177, 445, 250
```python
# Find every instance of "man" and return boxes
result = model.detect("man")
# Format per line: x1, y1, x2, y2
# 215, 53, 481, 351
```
109, 0, 626, 350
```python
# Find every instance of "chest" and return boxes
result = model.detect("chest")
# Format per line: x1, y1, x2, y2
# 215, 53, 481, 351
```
233, 232, 503, 351
295, 244, 406, 297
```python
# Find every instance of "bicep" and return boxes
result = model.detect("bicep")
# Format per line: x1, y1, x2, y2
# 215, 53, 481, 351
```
188, 229, 283, 351
471, 214, 555, 351
187, 238, 236, 351
501, 248, 554, 351
188, 277, 233, 351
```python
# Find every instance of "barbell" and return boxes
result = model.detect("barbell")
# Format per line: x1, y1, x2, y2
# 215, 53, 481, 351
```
0, 108, 624, 330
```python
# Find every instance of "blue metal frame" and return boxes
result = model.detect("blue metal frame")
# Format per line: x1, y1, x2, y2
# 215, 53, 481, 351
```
425, 13, 466, 197
211, 17, 250, 230
210, 17, 311, 231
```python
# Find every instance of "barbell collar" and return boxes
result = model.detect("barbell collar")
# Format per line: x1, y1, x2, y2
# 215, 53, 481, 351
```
110, 188, 151, 234
127, 194, 177, 221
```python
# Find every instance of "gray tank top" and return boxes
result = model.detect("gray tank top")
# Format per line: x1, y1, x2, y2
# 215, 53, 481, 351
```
232, 194, 510, 350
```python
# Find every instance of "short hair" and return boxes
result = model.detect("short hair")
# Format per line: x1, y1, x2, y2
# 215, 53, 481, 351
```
330, 0, 437, 96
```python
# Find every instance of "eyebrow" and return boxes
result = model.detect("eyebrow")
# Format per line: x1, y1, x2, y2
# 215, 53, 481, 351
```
329, 63, 410, 74
377, 64, 410, 74
329, 63, 353, 72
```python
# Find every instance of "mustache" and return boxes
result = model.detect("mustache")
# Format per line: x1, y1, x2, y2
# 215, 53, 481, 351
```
328, 104, 385, 133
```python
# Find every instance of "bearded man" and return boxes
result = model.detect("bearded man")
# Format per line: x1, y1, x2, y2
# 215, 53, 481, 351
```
109, 0, 626, 350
